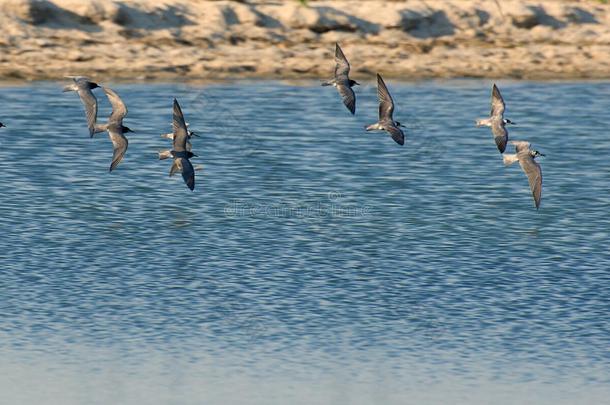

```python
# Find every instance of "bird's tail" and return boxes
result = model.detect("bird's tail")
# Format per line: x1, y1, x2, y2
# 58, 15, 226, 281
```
503, 154, 519, 166
93, 123, 107, 136
320, 79, 334, 86
475, 118, 491, 127
62, 84, 77, 92
365, 123, 381, 132
158, 150, 172, 160
160, 133, 173, 139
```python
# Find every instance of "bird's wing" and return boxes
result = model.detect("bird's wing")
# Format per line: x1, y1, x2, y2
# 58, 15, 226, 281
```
511, 140, 531, 153
169, 158, 183, 177
377, 74, 395, 121
385, 124, 405, 146
519, 153, 542, 209
490, 84, 505, 118
172, 99, 189, 153
334, 43, 350, 78
77, 87, 98, 137
103, 87, 128, 123
181, 158, 195, 191
336, 84, 356, 115
491, 120, 508, 153
108, 127, 128, 172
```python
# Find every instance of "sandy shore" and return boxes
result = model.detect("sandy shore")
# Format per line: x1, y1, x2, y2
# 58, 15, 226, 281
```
0, 0, 609, 81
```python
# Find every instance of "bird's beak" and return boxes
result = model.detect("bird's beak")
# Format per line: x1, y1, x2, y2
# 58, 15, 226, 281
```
192, 153, 198, 157
539, 152, 545, 157
354, 81, 360, 86
509, 121, 517, 125
190, 132, 200, 137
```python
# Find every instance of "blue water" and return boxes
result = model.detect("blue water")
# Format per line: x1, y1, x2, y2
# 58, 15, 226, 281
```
0, 80, 609, 404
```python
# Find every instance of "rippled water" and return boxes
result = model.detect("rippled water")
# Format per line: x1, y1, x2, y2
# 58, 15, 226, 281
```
1, 80, 609, 404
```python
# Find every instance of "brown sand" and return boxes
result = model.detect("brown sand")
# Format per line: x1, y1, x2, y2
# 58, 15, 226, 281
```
0, 0, 609, 81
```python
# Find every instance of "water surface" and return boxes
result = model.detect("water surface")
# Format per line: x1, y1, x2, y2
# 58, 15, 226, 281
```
0, 80, 609, 404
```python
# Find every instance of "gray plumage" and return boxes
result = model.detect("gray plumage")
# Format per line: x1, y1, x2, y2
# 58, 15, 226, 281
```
321, 43, 359, 115
161, 122, 197, 140
158, 150, 173, 160
503, 141, 544, 210
97, 87, 132, 172
159, 137, 191, 161
475, 84, 515, 153
365, 73, 405, 146
161, 123, 197, 151
170, 157, 195, 191
63, 76, 99, 138
168, 99, 196, 191
108, 127, 128, 172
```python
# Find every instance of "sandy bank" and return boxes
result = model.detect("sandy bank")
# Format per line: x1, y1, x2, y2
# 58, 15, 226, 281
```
0, 0, 609, 81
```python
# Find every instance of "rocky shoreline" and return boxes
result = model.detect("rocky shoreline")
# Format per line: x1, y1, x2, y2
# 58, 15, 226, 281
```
0, 0, 609, 82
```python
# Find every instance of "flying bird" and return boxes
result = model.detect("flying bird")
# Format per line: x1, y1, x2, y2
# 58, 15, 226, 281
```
167, 99, 196, 191
321, 43, 359, 115
475, 84, 516, 153
158, 139, 193, 160
161, 122, 198, 151
161, 122, 198, 140
63, 76, 99, 137
365, 73, 406, 145
95, 87, 133, 172
503, 141, 544, 209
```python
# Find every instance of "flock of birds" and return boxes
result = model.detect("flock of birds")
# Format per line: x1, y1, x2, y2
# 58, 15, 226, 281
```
61, 75, 198, 190
0, 43, 544, 208
322, 43, 544, 210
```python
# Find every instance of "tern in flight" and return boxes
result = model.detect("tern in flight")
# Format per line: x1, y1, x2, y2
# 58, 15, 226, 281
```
365, 73, 406, 145
321, 43, 359, 115
476, 84, 516, 153
503, 141, 545, 209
